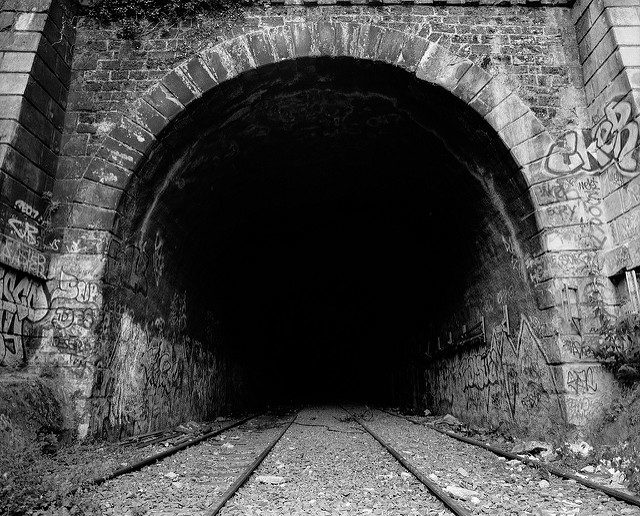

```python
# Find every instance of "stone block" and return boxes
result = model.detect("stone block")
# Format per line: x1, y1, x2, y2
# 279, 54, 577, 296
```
143, 84, 183, 121
0, 32, 40, 52
0, 51, 36, 73
486, 95, 530, 134
221, 36, 255, 75
469, 75, 512, 117
200, 45, 236, 83
68, 203, 116, 231
13, 12, 47, 32
247, 31, 276, 66
377, 29, 405, 65
134, 100, 169, 135
510, 131, 556, 167
451, 64, 492, 103
76, 178, 122, 210
397, 35, 429, 72
97, 136, 144, 171
497, 110, 545, 148
0, 72, 29, 95
109, 116, 154, 155
266, 24, 294, 62
316, 21, 337, 57
360, 24, 384, 61
161, 70, 197, 106
415, 41, 448, 83
181, 57, 217, 94
0, 143, 49, 193
84, 158, 132, 190
290, 22, 314, 57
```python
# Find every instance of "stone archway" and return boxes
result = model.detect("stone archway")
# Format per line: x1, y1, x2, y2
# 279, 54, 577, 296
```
42, 21, 590, 438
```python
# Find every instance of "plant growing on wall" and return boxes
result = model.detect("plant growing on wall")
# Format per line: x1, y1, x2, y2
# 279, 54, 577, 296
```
594, 312, 640, 384
87, 0, 250, 21
85, 0, 250, 38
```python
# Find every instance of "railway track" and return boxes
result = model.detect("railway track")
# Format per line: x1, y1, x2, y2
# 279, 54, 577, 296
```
206, 407, 481, 515
377, 407, 640, 509
77, 406, 640, 515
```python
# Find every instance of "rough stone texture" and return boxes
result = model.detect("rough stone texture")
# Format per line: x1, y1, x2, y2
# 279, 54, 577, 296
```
0, 373, 65, 449
0, 0, 76, 281
365, 408, 640, 515
0, 0, 638, 439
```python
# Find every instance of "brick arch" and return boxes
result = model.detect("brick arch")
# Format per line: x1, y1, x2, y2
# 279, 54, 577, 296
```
62, 21, 557, 240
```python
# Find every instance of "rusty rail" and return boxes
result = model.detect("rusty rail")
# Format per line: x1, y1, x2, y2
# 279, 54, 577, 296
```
203, 414, 298, 516
87, 415, 257, 487
379, 408, 640, 509
344, 407, 472, 516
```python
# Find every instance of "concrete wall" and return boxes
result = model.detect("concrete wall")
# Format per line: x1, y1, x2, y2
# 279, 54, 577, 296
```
0, 0, 638, 437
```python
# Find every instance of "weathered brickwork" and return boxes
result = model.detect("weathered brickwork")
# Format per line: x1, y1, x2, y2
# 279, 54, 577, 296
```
0, 0, 76, 279
0, 0, 638, 438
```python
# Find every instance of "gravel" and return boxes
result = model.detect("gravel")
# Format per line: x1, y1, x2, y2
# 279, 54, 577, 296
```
36, 406, 640, 515
218, 407, 449, 516
76, 414, 291, 515
359, 408, 640, 516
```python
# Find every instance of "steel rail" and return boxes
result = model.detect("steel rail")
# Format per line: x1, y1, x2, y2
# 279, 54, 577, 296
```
203, 413, 298, 516
87, 414, 257, 487
379, 408, 640, 509
344, 407, 472, 516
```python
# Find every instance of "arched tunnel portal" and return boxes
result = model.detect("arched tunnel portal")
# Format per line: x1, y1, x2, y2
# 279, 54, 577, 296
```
78, 56, 560, 438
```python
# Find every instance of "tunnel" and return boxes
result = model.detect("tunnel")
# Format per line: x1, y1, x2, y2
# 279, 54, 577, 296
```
97, 57, 541, 435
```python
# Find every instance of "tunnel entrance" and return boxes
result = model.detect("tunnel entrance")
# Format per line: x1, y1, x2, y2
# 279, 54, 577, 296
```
97, 57, 539, 435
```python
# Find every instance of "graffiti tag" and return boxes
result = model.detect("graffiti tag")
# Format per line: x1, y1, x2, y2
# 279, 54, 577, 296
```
546, 100, 638, 176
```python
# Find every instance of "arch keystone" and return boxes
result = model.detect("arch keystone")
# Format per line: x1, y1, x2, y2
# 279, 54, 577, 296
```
316, 21, 337, 56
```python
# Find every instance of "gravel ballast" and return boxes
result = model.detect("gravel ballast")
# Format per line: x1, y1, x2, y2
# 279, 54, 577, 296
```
360, 408, 640, 516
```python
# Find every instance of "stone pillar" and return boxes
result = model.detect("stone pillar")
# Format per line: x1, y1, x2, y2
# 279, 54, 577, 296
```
0, 0, 76, 277
566, 0, 640, 426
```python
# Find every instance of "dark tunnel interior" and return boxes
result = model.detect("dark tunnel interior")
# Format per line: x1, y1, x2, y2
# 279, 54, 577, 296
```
111, 57, 538, 414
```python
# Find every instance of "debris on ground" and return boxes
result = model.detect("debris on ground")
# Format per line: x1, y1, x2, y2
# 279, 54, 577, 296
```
568, 440, 593, 457
444, 484, 479, 500
255, 475, 286, 484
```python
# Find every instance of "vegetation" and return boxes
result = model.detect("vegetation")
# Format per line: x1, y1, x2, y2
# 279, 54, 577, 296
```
84, 0, 251, 38
588, 287, 640, 492
87, 0, 248, 22
594, 312, 640, 384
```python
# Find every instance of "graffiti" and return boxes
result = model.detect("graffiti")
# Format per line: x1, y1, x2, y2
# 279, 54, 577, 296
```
53, 335, 94, 354
51, 270, 100, 305
546, 99, 639, 177
561, 337, 595, 359
51, 307, 96, 330
0, 266, 50, 366
7, 218, 39, 246
545, 203, 578, 225
565, 396, 599, 426
153, 232, 165, 287
89, 306, 231, 437
501, 235, 523, 278
13, 200, 43, 224
428, 310, 565, 428
107, 240, 150, 295
0, 233, 47, 278
566, 367, 598, 395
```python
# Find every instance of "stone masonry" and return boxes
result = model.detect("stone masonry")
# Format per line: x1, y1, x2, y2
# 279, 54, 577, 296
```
0, 0, 638, 438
